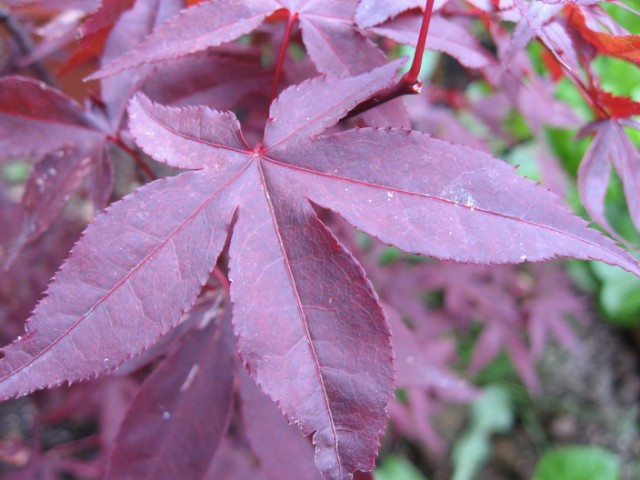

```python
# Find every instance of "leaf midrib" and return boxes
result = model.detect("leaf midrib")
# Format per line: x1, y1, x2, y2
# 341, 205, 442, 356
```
255, 158, 343, 477
262, 154, 638, 272
100, 4, 278, 76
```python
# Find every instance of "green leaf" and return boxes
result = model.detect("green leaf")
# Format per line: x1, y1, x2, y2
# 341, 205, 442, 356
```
2, 159, 30, 183
398, 45, 439, 80
375, 456, 428, 480
379, 246, 403, 265
452, 385, 514, 480
592, 261, 640, 326
505, 142, 542, 182
593, 57, 640, 101
470, 385, 513, 433
533, 446, 620, 480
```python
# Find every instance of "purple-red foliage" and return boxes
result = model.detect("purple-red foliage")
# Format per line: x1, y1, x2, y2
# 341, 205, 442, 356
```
0, 0, 638, 479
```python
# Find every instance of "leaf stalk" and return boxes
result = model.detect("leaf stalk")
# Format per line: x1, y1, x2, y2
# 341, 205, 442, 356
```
402, 0, 436, 85
346, 0, 435, 119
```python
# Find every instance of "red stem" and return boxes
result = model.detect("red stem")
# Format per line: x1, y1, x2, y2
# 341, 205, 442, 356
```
270, 12, 298, 102
402, 0, 436, 85
345, 81, 422, 119
346, 0, 435, 119
114, 136, 157, 181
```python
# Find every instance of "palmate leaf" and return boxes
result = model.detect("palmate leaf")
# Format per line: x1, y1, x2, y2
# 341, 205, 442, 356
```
90, 0, 408, 126
203, 438, 269, 479
60, 0, 135, 73
386, 307, 477, 401
90, 0, 282, 78
7, 147, 96, 265
0, 77, 109, 263
355, 0, 426, 29
1, 62, 640, 480
567, 4, 640, 66
92, 0, 386, 80
99, 0, 183, 130
578, 119, 640, 235
0, 0, 181, 263
368, 13, 495, 70
141, 52, 270, 109
536, 0, 602, 4
0, 76, 103, 160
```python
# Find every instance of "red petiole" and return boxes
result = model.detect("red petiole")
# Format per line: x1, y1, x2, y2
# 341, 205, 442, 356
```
347, 0, 436, 118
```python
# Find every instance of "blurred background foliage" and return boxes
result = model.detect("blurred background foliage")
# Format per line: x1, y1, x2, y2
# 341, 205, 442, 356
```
378, 2, 639, 478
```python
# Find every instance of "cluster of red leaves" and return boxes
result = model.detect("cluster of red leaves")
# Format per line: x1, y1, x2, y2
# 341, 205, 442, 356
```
0, 0, 638, 479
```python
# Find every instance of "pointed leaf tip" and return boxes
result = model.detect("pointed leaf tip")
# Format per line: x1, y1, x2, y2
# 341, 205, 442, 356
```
0, 167, 240, 400
89, 0, 281, 80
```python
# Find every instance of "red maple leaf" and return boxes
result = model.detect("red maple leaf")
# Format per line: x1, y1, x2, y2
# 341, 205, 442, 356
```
1, 59, 638, 479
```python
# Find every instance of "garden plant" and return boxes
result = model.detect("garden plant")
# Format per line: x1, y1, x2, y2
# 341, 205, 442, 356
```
0, 0, 639, 478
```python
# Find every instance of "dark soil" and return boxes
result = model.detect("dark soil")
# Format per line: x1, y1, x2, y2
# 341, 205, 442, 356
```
477, 316, 640, 480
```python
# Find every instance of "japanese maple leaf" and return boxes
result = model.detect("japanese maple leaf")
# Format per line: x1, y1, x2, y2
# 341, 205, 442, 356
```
141, 51, 270, 109
355, 0, 495, 71
497, 0, 582, 78
1, 0, 98, 8
240, 369, 324, 480
0, 0, 181, 264
0, 77, 110, 264
93, 0, 383, 78
61, 0, 136, 73
524, 264, 584, 360
566, 4, 640, 66
91, 0, 408, 126
536, 0, 602, 4
15, 0, 135, 73
367, 12, 496, 70
578, 119, 640, 235
1, 61, 640, 480
355, 0, 432, 29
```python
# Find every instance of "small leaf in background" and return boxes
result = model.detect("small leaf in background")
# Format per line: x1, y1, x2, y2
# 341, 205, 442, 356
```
2, 159, 30, 184
452, 385, 514, 480
374, 455, 428, 480
566, 5, 640, 66
591, 262, 640, 326
533, 446, 620, 480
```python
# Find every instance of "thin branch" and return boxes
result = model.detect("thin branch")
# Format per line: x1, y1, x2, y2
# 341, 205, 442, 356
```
345, 80, 422, 119
0, 6, 59, 87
